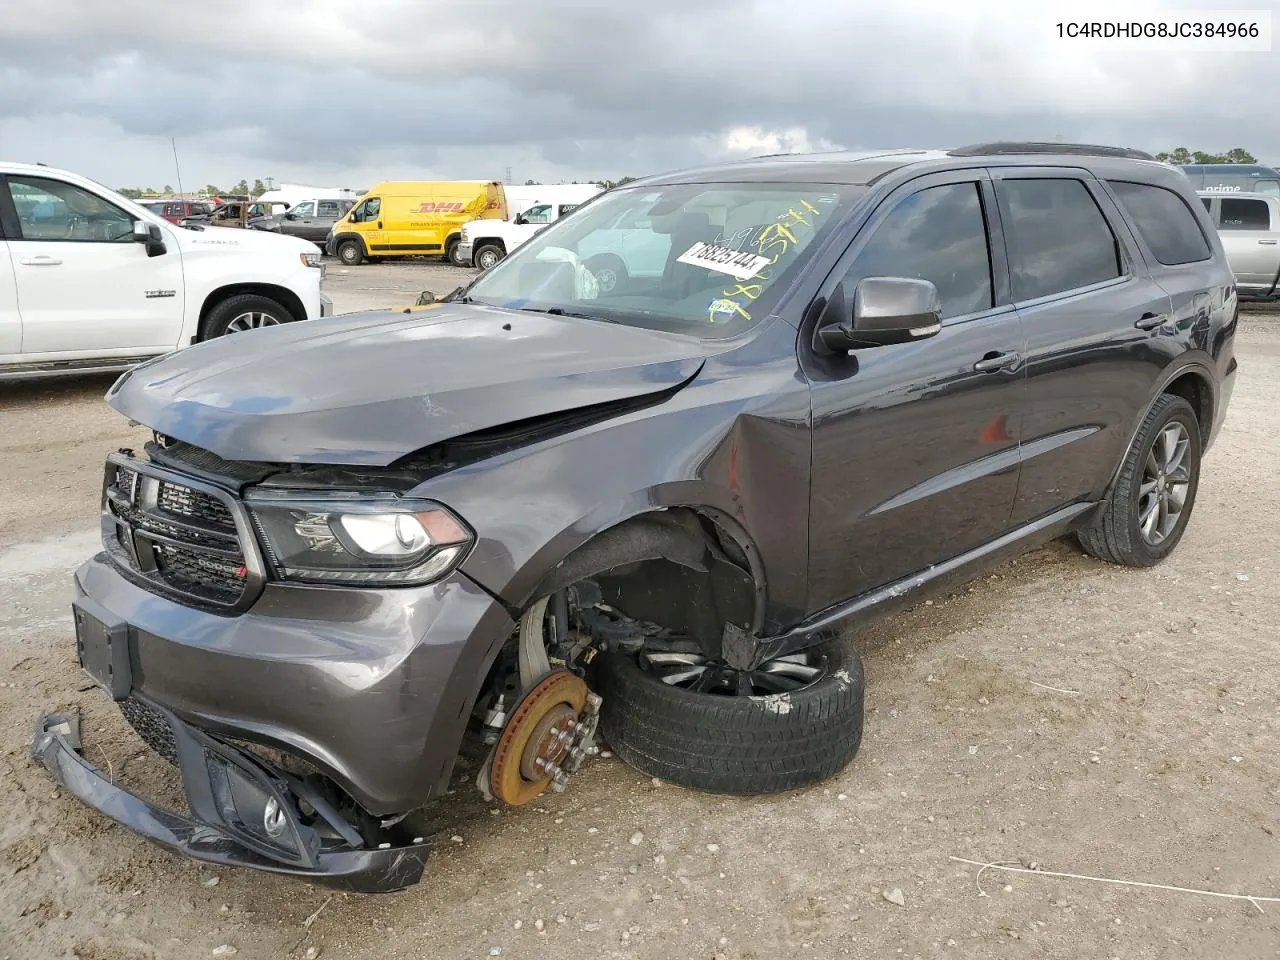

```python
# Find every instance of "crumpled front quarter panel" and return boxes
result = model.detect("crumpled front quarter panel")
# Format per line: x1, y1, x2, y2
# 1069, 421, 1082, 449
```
423, 319, 815, 634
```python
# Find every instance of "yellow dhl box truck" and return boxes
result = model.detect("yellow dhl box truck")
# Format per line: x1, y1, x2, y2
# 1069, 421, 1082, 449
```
325, 180, 508, 266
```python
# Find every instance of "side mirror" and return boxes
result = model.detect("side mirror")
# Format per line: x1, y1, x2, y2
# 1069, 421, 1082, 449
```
514, 213, 527, 225
815, 276, 942, 353
132, 220, 167, 258
416, 290, 437, 305
284, 212, 297, 220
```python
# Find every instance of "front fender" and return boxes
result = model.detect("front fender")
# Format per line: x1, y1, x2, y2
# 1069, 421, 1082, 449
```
412, 323, 813, 635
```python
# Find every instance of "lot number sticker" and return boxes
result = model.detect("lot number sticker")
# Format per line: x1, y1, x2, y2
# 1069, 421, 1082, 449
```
677, 241, 773, 281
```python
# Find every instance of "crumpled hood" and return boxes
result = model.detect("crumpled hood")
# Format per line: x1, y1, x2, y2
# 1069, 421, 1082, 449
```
107, 303, 709, 466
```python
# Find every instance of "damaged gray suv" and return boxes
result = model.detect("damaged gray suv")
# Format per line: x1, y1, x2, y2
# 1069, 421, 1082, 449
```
34, 142, 1238, 892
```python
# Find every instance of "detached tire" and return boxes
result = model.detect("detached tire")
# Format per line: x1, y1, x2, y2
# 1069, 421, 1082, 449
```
592, 639, 865, 795
1077, 393, 1201, 566
200, 294, 294, 340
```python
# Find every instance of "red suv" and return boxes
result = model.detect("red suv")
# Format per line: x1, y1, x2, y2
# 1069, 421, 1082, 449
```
139, 199, 213, 224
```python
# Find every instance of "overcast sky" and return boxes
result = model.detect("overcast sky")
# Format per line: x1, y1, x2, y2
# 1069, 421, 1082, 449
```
0, 0, 1275, 191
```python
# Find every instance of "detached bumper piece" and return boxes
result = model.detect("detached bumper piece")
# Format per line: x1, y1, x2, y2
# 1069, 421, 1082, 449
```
30, 707, 428, 893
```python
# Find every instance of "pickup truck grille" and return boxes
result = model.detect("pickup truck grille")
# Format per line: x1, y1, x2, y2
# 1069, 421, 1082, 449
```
102, 454, 262, 610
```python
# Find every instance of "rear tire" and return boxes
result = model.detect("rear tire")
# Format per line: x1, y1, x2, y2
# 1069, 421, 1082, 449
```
200, 294, 294, 340
445, 238, 466, 266
336, 239, 364, 266
475, 243, 505, 270
591, 639, 865, 795
1077, 393, 1201, 566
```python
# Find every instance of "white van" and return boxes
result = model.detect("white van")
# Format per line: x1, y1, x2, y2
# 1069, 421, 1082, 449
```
456, 183, 604, 269
1, 161, 330, 380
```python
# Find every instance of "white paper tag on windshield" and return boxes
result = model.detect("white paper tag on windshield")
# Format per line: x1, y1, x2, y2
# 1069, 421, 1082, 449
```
676, 242, 772, 281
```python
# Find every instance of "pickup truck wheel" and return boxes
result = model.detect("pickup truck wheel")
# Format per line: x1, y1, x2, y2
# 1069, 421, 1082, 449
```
591, 639, 865, 795
475, 244, 505, 270
202, 294, 293, 340
1077, 393, 1201, 566
336, 239, 364, 266
585, 255, 626, 293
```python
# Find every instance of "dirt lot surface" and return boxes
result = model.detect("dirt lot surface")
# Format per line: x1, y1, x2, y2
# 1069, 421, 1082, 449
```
2, 264, 1278, 960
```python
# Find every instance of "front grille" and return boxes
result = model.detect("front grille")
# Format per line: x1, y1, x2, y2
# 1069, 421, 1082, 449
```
157, 481, 235, 528
102, 453, 260, 610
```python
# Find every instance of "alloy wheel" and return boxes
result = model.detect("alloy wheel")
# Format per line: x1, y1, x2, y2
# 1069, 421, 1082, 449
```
1138, 421, 1191, 545
225, 311, 281, 334
638, 649, 826, 697
594, 267, 618, 293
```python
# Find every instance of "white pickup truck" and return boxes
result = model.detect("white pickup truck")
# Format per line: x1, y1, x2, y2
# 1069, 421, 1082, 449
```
1198, 190, 1280, 301
1, 161, 331, 380
456, 184, 604, 269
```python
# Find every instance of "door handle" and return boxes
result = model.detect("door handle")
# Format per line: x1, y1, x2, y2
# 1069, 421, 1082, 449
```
1135, 312, 1165, 330
377, 221, 383, 229
1258, 239, 1278, 245
19, 255, 63, 266
973, 351, 1020, 373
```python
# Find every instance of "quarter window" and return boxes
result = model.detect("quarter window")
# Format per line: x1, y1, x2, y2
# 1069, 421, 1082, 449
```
1219, 197, 1271, 230
9, 176, 135, 242
317, 200, 341, 217
1001, 178, 1122, 301
837, 182, 993, 320
1107, 181, 1211, 265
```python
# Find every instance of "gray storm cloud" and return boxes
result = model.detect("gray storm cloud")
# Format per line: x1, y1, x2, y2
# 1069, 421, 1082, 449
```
0, 0, 1273, 187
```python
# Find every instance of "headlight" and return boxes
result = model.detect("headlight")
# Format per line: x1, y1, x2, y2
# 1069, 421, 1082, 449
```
299, 252, 323, 269
247, 494, 473, 586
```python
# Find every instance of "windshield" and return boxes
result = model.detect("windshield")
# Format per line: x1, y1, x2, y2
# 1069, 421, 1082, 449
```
465, 181, 865, 338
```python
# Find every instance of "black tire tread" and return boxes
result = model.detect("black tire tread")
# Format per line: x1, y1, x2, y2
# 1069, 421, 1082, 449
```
1077, 393, 1200, 567
592, 639, 865, 795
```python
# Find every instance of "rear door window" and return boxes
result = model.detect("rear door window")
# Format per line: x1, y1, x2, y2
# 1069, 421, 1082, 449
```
999, 178, 1122, 302
1107, 181, 1211, 265
317, 200, 341, 218
1219, 197, 1271, 230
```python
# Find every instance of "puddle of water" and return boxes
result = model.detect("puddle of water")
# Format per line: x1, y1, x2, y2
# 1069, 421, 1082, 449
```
0, 529, 100, 580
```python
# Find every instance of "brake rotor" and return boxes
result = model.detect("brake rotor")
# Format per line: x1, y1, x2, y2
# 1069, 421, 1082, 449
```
490, 669, 589, 806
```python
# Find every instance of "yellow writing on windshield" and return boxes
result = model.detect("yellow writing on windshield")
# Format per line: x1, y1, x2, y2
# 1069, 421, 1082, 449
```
705, 199, 825, 324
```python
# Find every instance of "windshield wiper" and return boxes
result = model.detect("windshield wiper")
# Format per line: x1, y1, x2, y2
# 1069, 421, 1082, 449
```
517, 306, 606, 321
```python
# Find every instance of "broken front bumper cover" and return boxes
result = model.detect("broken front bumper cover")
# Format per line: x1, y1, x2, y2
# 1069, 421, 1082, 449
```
30, 707, 429, 894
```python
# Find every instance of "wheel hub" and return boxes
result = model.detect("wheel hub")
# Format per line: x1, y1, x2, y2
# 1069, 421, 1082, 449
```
489, 670, 602, 805
1138, 420, 1191, 545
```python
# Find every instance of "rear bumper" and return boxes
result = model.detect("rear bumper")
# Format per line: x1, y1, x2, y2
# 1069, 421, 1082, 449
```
31, 709, 429, 893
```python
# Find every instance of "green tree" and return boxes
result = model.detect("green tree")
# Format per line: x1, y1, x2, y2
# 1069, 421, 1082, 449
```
162, 184, 174, 194
204, 183, 222, 196
117, 187, 144, 199
251, 179, 266, 197
1155, 146, 1257, 164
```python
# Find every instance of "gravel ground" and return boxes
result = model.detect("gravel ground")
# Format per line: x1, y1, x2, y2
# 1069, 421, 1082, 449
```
1, 263, 1278, 960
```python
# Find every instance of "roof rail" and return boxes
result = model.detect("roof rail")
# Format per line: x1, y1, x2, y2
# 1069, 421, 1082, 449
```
948, 141, 1158, 162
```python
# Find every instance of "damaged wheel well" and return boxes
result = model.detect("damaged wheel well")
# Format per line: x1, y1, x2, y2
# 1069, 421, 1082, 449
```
468, 508, 767, 740
530, 507, 765, 646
